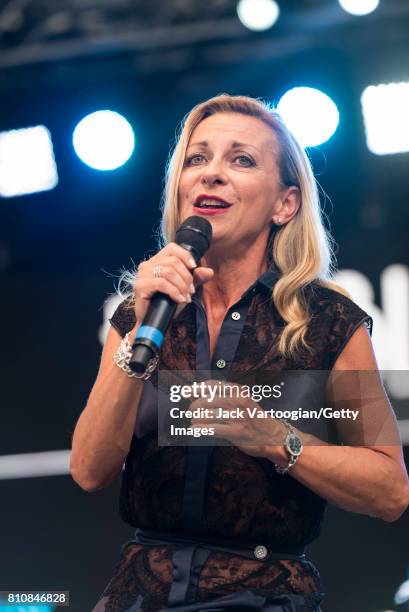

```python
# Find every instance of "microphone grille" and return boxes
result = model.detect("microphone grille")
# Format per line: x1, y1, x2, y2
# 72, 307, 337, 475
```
175, 215, 212, 259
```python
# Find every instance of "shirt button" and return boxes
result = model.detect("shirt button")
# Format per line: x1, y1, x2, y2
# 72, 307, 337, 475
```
254, 545, 268, 560
216, 359, 226, 369
231, 311, 240, 320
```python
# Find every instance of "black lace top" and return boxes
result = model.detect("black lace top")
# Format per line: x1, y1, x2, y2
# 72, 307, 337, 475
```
94, 268, 373, 612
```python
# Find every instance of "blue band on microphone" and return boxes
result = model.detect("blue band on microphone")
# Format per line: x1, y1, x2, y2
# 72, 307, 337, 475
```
135, 325, 164, 349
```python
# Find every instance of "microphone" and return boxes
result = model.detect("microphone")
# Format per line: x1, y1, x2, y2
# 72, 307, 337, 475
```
129, 215, 212, 374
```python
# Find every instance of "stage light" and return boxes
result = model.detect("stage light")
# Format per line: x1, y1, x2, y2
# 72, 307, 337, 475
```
277, 87, 339, 147
236, 0, 279, 31
72, 110, 135, 171
0, 450, 70, 480
338, 0, 379, 16
361, 81, 409, 155
394, 577, 409, 605
0, 126, 58, 198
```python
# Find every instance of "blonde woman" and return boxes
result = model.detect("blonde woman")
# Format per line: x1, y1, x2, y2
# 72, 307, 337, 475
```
71, 94, 409, 612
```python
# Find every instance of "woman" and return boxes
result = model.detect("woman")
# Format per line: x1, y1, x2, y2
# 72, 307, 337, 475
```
70, 94, 409, 612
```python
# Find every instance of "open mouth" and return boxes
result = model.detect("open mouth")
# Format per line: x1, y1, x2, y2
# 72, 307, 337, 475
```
194, 197, 232, 209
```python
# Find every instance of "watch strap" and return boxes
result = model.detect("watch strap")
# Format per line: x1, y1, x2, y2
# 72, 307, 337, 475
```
274, 419, 302, 475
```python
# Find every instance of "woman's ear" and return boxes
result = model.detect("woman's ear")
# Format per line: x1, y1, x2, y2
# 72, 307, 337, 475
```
272, 186, 301, 225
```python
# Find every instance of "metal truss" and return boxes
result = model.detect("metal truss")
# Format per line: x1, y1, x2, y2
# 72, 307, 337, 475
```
0, 0, 408, 71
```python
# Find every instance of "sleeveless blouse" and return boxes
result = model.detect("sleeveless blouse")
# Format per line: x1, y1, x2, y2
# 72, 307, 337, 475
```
94, 271, 373, 612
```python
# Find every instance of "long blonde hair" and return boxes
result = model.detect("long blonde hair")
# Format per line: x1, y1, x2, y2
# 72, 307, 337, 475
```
119, 93, 348, 357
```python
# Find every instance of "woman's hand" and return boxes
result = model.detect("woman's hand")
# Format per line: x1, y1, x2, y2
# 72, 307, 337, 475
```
133, 243, 214, 322
189, 379, 286, 458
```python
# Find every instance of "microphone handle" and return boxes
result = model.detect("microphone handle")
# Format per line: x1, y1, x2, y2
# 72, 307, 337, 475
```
129, 293, 177, 374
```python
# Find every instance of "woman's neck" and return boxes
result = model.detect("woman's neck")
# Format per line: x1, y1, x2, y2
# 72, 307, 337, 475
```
198, 249, 269, 317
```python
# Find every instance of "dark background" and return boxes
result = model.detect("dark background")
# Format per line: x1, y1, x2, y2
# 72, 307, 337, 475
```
0, 1, 408, 610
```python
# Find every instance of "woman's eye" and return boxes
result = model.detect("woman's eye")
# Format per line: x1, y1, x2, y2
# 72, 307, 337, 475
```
234, 155, 255, 167
186, 154, 206, 165
185, 153, 255, 167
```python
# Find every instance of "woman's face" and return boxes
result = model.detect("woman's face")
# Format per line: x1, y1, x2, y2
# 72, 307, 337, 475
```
178, 112, 291, 254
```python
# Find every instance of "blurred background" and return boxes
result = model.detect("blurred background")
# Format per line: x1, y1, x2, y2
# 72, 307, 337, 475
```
0, 0, 408, 610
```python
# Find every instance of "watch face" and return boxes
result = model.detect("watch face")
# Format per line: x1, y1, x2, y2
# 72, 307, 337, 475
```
287, 433, 303, 456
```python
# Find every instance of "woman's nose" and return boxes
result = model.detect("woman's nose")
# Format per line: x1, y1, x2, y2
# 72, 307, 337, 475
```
200, 160, 227, 186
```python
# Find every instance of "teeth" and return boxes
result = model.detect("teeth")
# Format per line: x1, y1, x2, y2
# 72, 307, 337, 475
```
196, 199, 229, 208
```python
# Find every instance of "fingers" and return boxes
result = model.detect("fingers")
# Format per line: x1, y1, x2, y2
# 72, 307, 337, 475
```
136, 259, 192, 301
162, 242, 198, 270
133, 243, 216, 321
134, 243, 196, 305
136, 243, 214, 301
136, 277, 191, 304
162, 255, 196, 293
192, 266, 214, 288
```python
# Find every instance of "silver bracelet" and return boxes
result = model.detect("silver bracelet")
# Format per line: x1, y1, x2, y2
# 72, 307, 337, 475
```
113, 332, 159, 381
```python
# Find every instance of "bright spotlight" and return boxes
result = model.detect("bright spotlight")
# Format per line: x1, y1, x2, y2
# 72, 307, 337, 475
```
72, 110, 135, 171
0, 125, 58, 198
236, 0, 280, 31
338, 0, 379, 16
395, 577, 409, 605
361, 81, 409, 155
277, 87, 339, 147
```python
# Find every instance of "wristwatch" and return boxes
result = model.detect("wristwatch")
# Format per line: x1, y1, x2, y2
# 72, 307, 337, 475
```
275, 419, 303, 475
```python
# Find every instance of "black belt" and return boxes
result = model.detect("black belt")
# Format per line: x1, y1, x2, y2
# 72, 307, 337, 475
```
132, 528, 306, 561
123, 529, 311, 612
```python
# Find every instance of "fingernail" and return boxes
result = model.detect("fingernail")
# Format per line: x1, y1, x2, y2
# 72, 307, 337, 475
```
187, 294, 192, 303
179, 293, 187, 302
189, 257, 197, 268
190, 283, 195, 293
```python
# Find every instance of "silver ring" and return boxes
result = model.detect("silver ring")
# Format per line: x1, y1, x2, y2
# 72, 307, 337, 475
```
153, 264, 162, 278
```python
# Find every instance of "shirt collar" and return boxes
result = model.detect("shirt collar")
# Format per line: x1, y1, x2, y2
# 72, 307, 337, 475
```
240, 260, 281, 299
258, 259, 281, 290
191, 260, 281, 305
